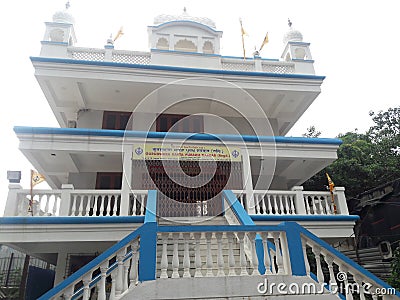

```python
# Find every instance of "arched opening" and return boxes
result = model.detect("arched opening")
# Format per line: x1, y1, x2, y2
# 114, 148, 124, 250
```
156, 37, 169, 50
202, 41, 214, 54
174, 39, 196, 52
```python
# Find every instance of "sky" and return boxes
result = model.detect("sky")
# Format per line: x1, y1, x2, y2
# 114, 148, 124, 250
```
0, 0, 399, 213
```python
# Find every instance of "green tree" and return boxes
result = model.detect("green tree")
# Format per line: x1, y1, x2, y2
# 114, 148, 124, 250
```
303, 107, 400, 198
388, 247, 400, 290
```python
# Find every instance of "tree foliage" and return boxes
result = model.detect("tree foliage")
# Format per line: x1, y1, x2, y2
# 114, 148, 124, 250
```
303, 107, 400, 198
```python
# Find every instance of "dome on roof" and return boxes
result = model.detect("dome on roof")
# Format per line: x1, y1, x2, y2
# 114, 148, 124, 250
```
283, 19, 303, 44
154, 8, 216, 29
52, 2, 75, 24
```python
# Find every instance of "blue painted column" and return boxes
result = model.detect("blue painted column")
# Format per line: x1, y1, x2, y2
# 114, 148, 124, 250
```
282, 222, 306, 276
139, 190, 158, 281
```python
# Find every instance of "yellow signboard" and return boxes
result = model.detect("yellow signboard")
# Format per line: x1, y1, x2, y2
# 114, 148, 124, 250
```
132, 143, 242, 161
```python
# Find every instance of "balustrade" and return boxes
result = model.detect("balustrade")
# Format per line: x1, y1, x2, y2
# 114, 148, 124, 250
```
4, 186, 147, 217
302, 234, 398, 299
232, 187, 348, 216
55, 238, 139, 300
156, 229, 287, 279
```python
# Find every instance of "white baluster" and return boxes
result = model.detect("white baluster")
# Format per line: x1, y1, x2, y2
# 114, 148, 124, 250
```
140, 194, 146, 216
237, 232, 248, 276
82, 274, 91, 300
44, 195, 50, 215
160, 233, 169, 279
92, 195, 99, 216
227, 232, 236, 276
115, 250, 125, 296
98, 262, 108, 300
279, 195, 285, 215
266, 195, 273, 214
289, 196, 295, 214
311, 196, 318, 214
78, 195, 85, 216
205, 232, 214, 277
99, 195, 106, 216
129, 240, 139, 285
261, 232, 272, 275
311, 245, 324, 283
194, 232, 203, 277
339, 267, 353, 300
63, 286, 74, 300
260, 195, 266, 215
109, 270, 116, 300
301, 237, 310, 276
318, 197, 325, 214
51, 196, 57, 215
123, 259, 129, 292
254, 194, 260, 214
354, 275, 366, 300
272, 232, 284, 274
248, 232, 260, 275
113, 194, 119, 216
304, 196, 311, 214
324, 254, 336, 287
273, 195, 279, 214
183, 233, 191, 278
85, 195, 92, 217
172, 233, 180, 278
215, 232, 225, 277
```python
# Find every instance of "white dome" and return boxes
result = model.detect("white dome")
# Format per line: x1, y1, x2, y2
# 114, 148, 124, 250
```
52, 3, 74, 24
283, 27, 303, 44
154, 9, 216, 29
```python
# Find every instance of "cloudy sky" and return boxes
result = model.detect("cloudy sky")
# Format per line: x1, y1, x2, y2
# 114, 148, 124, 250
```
0, 0, 398, 212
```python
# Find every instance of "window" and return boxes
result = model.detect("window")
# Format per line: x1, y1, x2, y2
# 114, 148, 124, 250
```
102, 111, 132, 130
156, 114, 203, 133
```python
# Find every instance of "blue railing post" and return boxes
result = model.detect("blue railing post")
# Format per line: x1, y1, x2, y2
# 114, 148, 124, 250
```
139, 190, 158, 282
282, 221, 306, 276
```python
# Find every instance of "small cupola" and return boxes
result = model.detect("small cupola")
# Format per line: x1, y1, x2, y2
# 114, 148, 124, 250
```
40, 1, 77, 57
148, 8, 223, 55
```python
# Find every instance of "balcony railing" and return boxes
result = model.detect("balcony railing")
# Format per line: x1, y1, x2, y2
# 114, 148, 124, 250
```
4, 184, 147, 217
4, 184, 349, 218
232, 186, 349, 216
64, 47, 296, 74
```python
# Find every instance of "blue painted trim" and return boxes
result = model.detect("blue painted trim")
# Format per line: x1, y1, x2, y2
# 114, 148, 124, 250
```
294, 222, 400, 297
0, 216, 144, 225
41, 41, 69, 46
30, 56, 326, 80
151, 48, 221, 58
222, 55, 254, 60
284, 222, 306, 276
292, 59, 315, 63
138, 222, 158, 281
148, 20, 222, 33
157, 224, 287, 232
223, 190, 254, 225
144, 190, 157, 223
251, 215, 359, 222
288, 41, 311, 46
14, 126, 343, 145
38, 224, 146, 299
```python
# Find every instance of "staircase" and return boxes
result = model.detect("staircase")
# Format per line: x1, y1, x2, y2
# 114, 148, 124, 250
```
342, 247, 392, 281
38, 191, 400, 299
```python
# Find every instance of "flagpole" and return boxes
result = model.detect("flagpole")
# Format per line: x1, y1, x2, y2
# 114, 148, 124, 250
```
239, 19, 246, 60
29, 169, 33, 216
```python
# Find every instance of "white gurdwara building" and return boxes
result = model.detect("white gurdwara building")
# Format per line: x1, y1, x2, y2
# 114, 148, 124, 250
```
2, 4, 398, 300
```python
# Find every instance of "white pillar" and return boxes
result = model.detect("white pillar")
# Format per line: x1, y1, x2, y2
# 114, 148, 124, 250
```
54, 251, 68, 286
291, 186, 306, 215
120, 147, 133, 216
334, 187, 349, 215
242, 151, 255, 214
59, 184, 74, 216
4, 184, 22, 216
